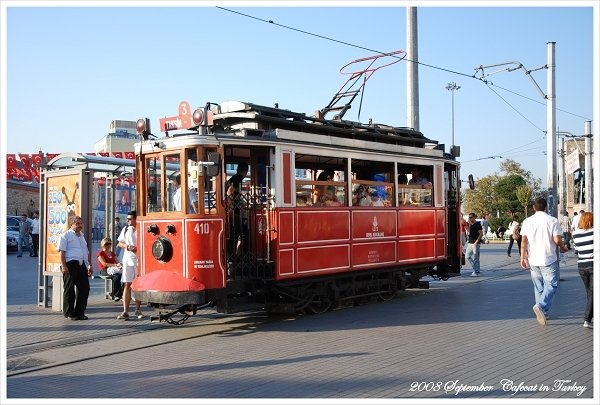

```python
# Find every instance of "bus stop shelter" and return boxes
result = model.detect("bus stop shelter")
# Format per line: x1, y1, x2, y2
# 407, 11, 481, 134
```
37, 153, 136, 311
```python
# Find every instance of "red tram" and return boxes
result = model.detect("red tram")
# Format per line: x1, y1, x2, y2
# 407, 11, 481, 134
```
131, 100, 464, 322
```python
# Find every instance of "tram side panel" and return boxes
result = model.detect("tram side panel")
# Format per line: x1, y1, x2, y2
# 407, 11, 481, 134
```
273, 207, 446, 281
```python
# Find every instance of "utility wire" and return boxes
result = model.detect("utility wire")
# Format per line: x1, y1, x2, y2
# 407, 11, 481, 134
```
217, 6, 473, 79
483, 83, 546, 133
489, 82, 592, 121
217, 6, 589, 121
217, 6, 589, 166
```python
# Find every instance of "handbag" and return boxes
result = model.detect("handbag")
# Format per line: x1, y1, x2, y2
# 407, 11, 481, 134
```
107, 265, 122, 275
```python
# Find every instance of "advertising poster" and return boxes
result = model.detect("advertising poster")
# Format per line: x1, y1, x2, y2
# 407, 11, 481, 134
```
45, 174, 80, 273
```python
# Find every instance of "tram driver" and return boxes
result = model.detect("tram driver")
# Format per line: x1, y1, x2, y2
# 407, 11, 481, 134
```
172, 174, 198, 214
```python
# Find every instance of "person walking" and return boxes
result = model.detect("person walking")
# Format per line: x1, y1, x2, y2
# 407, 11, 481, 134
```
116, 210, 143, 320
507, 215, 521, 257
559, 211, 572, 250
30, 210, 40, 257
520, 197, 568, 326
16, 214, 31, 257
571, 209, 585, 233
465, 213, 483, 277
481, 214, 490, 244
58, 215, 92, 320
572, 211, 593, 329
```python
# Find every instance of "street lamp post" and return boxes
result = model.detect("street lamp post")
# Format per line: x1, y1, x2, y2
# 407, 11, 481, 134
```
446, 82, 461, 147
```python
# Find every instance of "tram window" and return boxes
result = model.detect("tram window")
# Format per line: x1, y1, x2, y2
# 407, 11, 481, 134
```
397, 164, 433, 207
203, 149, 219, 214
165, 154, 183, 213
351, 159, 394, 207
146, 156, 162, 213
185, 149, 199, 214
294, 154, 346, 207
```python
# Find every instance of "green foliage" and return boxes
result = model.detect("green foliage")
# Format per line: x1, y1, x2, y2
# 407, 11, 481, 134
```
462, 160, 541, 220
494, 174, 526, 214
515, 184, 533, 216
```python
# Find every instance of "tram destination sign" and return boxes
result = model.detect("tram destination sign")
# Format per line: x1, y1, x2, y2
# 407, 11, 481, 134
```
159, 100, 192, 132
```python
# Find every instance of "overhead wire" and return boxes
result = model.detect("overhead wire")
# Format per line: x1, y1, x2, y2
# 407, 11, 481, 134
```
216, 6, 590, 165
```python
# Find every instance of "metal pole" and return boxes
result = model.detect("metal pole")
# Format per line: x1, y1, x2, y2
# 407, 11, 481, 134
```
406, 7, 419, 131
451, 90, 455, 146
584, 120, 592, 212
546, 42, 557, 217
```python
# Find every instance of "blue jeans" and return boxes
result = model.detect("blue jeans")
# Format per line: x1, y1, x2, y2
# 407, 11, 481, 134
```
17, 235, 30, 256
465, 243, 480, 273
530, 261, 560, 315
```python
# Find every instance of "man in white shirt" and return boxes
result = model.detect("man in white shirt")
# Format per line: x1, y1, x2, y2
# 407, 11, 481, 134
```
520, 197, 568, 326
173, 174, 198, 213
117, 210, 143, 320
571, 209, 584, 233
58, 215, 92, 320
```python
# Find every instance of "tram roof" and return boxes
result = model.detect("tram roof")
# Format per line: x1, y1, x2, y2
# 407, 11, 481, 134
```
212, 101, 434, 149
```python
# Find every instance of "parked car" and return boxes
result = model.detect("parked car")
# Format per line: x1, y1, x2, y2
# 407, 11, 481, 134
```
6, 215, 33, 251
7, 233, 18, 251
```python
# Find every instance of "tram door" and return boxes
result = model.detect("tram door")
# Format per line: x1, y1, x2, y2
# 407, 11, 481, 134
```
225, 146, 273, 279
442, 163, 462, 276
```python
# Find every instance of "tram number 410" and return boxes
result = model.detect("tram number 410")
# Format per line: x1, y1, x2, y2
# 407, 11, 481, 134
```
194, 223, 210, 235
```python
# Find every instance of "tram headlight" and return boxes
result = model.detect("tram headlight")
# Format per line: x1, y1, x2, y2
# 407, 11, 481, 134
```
147, 224, 159, 235
192, 108, 204, 127
136, 118, 151, 140
152, 237, 173, 262
166, 224, 176, 235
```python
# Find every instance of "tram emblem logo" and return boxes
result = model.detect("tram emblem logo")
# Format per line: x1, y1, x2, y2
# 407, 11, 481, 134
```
366, 216, 384, 238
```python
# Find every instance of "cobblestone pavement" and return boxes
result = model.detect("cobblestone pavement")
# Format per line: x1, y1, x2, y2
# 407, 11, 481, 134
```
3, 244, 595, 402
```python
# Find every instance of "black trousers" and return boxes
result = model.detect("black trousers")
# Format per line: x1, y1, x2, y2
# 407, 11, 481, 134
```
63, 260, 90, 318
507, 237, 521, 256
31, 234, 39, 256
578, 264, 593, 322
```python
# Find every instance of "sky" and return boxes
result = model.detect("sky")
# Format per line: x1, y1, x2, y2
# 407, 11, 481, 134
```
1, 1, 598, 187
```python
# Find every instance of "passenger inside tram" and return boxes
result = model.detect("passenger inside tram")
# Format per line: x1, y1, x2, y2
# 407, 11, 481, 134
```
397, 165, 433, 207
352, 185, 372, 206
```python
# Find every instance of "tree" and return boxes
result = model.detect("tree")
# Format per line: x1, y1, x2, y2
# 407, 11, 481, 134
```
515, 184, 533, 217
499, 159, 543, 197
494, 174, 526, 215
463, 159, 542, 221
462, 175, 498, 217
